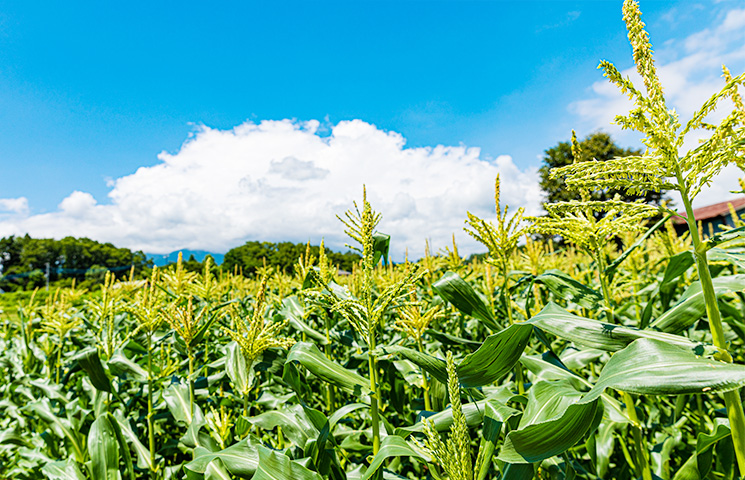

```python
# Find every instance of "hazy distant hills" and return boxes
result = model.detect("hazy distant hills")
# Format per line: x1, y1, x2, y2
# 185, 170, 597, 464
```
146, 250, 224, 266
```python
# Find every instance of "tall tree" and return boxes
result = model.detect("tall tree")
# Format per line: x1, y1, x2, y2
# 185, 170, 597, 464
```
223, 241, 360, 277
539, 132, 665, 206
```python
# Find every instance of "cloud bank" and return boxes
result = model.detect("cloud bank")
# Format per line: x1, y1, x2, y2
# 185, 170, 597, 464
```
0, 120, 541, 258
570, 5, 745, 208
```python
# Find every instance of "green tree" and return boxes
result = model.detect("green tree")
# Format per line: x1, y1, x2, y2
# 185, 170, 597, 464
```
539, 131, 665, 206
0, 235, 151, 290
223, 241, 360, 277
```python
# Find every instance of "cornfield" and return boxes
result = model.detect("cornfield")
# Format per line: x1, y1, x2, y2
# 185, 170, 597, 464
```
2, 1, 745, 478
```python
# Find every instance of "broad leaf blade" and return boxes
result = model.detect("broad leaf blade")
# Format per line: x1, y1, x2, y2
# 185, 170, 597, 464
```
185, 436, 262, 477
88, 414, 120, 480
528, 303, 702, 352
253, 445, 324, 480
651, 275, 745, 333
363, 436, 430, 480
433, 271, 499, 331
286, 342, 371, 396
584, 339, 745, 402
498, 381, 602, 464
75, 348, 112, 393
532, 270, 602, 309
457, 323, 532, 388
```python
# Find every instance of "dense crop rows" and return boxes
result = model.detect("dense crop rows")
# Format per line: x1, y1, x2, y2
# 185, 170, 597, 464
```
2, 1, 745, 478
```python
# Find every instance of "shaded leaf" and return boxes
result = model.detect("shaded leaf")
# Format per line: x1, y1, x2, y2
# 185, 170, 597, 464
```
651, 275, 745, 333
75, 348, 112, 393
584, 339, 745, 402
433, 271, 499, 331
363, 435, 430, 480
498, 381, 602, 464
252, 445, 324, 480
286, 342, 371, 396
528, 303, 702, 352
88, 414, 120, 480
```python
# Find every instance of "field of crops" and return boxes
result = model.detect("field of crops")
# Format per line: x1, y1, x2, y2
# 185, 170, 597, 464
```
2, 1, 745, 479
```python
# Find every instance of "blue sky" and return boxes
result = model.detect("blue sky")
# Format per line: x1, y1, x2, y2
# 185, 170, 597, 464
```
1, 1, 744, 257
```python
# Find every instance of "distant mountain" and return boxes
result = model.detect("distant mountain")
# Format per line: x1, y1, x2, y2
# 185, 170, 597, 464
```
146, 250, 224, 267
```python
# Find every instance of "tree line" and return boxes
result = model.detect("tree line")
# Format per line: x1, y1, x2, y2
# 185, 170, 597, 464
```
0, 235, 361, 292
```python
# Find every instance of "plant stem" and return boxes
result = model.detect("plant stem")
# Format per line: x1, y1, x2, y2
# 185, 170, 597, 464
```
187, 348, 195, 415
594, 251, 614, 324
679, 181, 745, 471
324, 313, 336, 412
417, 337, 432, 411
147, 334, 156, 478
55, 341, 62, 384
622, 392, 652, 480
368, 331, 381, 455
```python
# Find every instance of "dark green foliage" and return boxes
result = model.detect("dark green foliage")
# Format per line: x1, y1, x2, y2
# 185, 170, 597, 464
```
223, 241, 360, 276
0, 235, 150, 291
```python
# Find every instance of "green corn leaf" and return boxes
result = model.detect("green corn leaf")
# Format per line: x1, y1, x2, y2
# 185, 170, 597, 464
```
247, 405, 316, 449
112, 410, 153, 471
457, 323, 533, 387
433, 271, 499, 331
88, 414, 120, 480
395, 400, 490, 437
500, 463, 536, 480
41, 459, 87, 480
373, 232, 391, 267
105, 412, 135, 480
286, 342, 371, 396
672, 424, 732, 480
584, 339, 745, 403
651, 274, 745, 332
362, 435, 430, 480
164, 382, 194, 424
528, 302, 702, 351
252, 445, 324, 480
593, 420, 622, 478
477, 400, 522, 480
204, 458, 232, 480
163, 382, 207, 448
531, 270, 603, 310
707, 247, 745, 270
226, 341, 249, 395
380, 323, 531, 389
280, 296, 329, 345
328, 403, 368, 430
659, 250, 694, 308
424, 328, 482, 349
376, 345, 447, 385
0, 428, 29, 447
704, 224, 745, 248
519, 353, 627, 424
108, 349, 148, 383
74, 348, 112, 393
498, 380, 603, 464
23, 399, 86, 463
184, 436, 263, 478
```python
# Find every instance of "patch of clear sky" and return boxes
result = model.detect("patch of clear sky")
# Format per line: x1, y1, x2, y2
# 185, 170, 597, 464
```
0, 1, 728, 212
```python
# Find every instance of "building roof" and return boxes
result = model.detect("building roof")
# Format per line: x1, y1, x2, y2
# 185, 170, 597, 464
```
673, 197, 745, 224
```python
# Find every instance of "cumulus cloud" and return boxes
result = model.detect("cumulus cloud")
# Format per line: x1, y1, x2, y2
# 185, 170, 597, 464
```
0, 120, 541, 259
569, 5, 745, 208
0, 197, 29, 215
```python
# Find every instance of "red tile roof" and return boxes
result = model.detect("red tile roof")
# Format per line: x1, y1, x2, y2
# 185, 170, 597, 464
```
673, 197, 745, 224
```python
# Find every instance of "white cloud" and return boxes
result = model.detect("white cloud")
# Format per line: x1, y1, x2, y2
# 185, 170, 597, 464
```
0, 197, 29, 215
0, 120, 540, 259
570, 5, 745, 208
